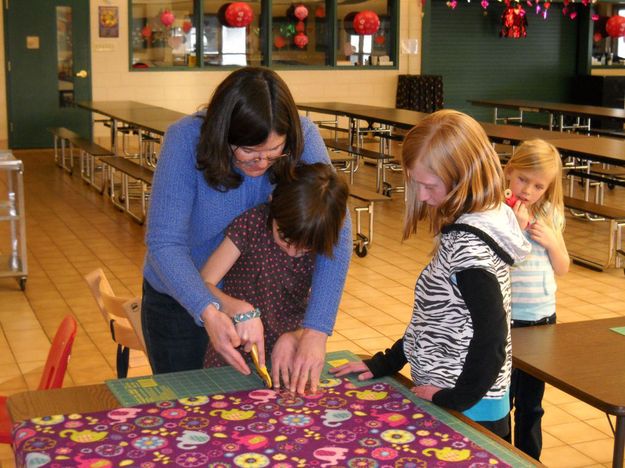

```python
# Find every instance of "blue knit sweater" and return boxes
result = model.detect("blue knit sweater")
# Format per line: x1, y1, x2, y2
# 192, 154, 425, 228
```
143, 112, 352, 334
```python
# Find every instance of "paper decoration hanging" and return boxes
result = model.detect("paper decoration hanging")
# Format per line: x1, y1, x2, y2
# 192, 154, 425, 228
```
500, 5, 528, 38
294, 5, 309, 21
160, 9, 175, 27
353, 10, 381, 36
293, 32, 309, 48
606, 15, 625, 38
274, 35, 287, 49
224, 2, 254, 28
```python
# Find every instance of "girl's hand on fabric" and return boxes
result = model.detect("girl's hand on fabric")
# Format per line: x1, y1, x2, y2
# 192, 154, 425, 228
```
411, 384, 442, 401
329, 361, 373, 381
512, 200, 530, 230
201, 304, 249, 375
289, 329, 328, 395
527, 220, 557, 250
271, 331, 299, 391
236, 317, 265, 362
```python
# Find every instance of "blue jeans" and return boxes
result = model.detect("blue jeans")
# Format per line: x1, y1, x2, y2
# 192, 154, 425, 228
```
141, 279, 208, 374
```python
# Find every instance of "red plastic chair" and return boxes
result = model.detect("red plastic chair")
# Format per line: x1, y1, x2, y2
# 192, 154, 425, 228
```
0, 314, 78, 444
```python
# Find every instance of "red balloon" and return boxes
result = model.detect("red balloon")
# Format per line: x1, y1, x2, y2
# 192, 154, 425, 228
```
353, 10, 380, 36
295, 20, 306, 33
294, 5, 308, 21
374, 34, 385, 45
182, 20, 192, 33
225, 2, 254, 28
293, 32, 308, 49
593, 32, 603, 42
315, 6, 325, 18
160, 9, 175, 27
274, 35, 286, 49
606, 15, 625, 38
141, 25, 152, 38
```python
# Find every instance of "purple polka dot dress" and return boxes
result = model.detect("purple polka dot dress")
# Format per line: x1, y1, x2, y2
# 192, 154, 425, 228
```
204, 204, 314, 367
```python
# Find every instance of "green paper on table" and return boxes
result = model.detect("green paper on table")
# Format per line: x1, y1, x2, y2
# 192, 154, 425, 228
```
106, 350, 362, 406
610, 326, 625, 336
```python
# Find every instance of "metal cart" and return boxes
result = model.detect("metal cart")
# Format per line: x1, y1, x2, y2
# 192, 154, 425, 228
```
0, 151, 27, 290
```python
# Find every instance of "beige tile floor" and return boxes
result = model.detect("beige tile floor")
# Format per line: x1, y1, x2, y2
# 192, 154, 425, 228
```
0, 147, 623, 467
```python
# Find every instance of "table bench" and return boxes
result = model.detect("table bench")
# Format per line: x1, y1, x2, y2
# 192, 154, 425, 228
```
349, 184, 392, 257
48, 127, 114, 192
324, 138, 399, 193
99, 156, 154, 224
563, 195, 625, 272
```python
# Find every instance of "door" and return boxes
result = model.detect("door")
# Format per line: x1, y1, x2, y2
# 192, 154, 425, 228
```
4, 0, 92, 148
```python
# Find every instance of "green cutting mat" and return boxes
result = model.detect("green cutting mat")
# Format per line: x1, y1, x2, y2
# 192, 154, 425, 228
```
106, 366, 264, 407
106, 350, 359, 407
106, 350, 533, 466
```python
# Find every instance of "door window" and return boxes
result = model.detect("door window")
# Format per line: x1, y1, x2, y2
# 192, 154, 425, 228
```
56, 6, 74, 106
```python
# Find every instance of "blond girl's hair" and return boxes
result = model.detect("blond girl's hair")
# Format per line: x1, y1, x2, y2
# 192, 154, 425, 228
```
402, 110, 504, 239
504, 139, 564, 231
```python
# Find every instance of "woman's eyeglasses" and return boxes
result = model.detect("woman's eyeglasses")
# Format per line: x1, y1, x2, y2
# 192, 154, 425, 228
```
232, 146, 290, 167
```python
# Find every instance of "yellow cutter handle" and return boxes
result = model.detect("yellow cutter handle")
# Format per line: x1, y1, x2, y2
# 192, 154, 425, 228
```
250, 344, 272, 388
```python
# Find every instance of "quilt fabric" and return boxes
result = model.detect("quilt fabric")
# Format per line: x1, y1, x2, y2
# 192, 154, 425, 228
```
13, 379, 511, 467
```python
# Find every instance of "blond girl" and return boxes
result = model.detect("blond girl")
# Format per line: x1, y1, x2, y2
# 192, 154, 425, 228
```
504, 139, 570, 460
331, 110, 530, 438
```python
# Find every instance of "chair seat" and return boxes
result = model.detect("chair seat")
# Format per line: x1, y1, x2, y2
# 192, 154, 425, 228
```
0, 394, 12, 444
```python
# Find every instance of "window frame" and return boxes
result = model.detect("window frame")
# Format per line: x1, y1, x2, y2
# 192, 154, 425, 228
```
127, 0, 398, 71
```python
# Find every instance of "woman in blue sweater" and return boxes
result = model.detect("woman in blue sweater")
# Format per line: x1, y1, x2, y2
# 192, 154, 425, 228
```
142, 67, 352, 394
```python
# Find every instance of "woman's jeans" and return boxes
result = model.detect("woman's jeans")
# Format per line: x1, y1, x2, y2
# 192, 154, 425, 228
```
141, 279, 208, 374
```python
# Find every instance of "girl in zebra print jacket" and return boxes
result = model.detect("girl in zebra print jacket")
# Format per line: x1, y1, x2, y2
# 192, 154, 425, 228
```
331, 110, 531, 438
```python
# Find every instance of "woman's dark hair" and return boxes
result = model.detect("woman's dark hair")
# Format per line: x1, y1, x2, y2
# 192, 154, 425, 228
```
269, 163, 348, 257
196, 67, 303, 191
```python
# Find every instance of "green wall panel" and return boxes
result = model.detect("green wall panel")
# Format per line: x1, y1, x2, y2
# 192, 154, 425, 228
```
422, 1, 581, 123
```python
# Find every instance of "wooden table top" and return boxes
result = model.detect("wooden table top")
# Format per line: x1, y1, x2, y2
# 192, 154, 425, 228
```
545, 135, 625, 166
76, 100, 186, 135
478, 122, 586, 145
511, 317, 625, 416
470, 99, 625, 122
8, 384, 121, 422
298, 102, 429, 129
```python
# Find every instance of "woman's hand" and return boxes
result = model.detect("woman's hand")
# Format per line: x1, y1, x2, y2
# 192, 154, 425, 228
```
201, 304, 249, 375
329, 360, 373, 381
411, 384, 442, 401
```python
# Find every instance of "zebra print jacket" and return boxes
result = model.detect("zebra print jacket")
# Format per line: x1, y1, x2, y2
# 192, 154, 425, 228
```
365, 205, 530, 413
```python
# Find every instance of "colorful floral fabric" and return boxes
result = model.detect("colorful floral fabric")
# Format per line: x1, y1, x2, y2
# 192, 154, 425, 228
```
13, 379, 512, 467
